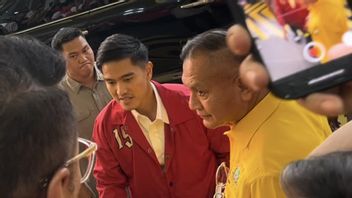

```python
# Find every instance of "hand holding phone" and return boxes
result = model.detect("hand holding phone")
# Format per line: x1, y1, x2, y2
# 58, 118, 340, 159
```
227, 24, 352, 116
227, 0, 352, 100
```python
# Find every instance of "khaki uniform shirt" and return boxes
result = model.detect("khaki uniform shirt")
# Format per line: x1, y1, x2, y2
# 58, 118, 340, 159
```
59, 70, 111, 140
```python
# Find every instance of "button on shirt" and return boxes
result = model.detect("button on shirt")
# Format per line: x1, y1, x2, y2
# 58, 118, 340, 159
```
132, 83, 169, 165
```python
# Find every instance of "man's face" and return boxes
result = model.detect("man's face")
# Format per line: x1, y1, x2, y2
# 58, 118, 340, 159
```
182, 52, 248, 128
102, 58, 152, 111
61, 36, 95, 82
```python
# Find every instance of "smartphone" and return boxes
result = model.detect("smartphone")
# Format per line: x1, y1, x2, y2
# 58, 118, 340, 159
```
227, 0, 352, 99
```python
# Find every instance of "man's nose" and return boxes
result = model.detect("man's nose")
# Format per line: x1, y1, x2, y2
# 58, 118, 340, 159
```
78, 54, 88, 63
116, 83, 127, 96
188, 93, 200, 110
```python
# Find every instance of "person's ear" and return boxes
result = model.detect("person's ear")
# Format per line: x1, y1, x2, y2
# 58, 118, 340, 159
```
235, 77, 253, 101
47, 168, 73, 198
145, 61, 153, 80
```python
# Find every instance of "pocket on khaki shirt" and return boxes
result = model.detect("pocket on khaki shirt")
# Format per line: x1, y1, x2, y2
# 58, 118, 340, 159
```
76, 109, 91, 122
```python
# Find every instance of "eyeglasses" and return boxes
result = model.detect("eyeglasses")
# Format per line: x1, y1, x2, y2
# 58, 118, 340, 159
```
213, 162, 229, 198
40, 138, 97, 189
68, 137, 97, 183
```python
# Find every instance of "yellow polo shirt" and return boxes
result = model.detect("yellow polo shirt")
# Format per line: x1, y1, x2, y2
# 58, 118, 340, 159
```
225, 93, 331, 198
132, 82, 169, 165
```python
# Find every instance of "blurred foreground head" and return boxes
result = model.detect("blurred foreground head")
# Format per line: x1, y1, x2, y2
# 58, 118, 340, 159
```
0, 35, 66, 86
0, 36, 80, 198
282, 151, 352, 198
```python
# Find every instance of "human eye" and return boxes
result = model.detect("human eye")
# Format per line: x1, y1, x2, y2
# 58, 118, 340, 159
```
105, 80, 116, 85
69, 54, 78, 60
197, 89, 207, 97
123, 76, 133, 82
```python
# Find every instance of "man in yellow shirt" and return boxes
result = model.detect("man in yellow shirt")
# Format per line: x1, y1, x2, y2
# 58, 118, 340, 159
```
181, 29, 331, 197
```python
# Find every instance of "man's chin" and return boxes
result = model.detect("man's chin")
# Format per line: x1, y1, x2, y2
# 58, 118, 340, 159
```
121, 105, 134, 111
115, 98, 135, 109
203, 119, 219, 129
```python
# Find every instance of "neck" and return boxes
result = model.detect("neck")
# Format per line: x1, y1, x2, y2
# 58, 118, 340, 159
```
235, 88, 270, 124
81, 77, 96, 89
250, 89, 270, 108
136, 83, 157, 121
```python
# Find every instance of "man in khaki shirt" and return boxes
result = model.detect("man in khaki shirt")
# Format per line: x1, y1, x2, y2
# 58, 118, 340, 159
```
52, 27, 111, 198
59, 69, 111, 140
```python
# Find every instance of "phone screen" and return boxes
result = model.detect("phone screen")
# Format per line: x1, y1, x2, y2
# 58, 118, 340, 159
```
240, 0, 351, 82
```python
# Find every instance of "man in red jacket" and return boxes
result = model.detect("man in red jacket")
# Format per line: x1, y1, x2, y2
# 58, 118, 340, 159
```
92, 33, 229, 197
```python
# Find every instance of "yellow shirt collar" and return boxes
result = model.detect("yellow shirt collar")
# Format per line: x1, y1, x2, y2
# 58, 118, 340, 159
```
226, 93, 281, 150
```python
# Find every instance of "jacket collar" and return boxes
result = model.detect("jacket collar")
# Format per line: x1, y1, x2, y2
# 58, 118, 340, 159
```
108, 81, 194, 165
112, 81, 194, 126
151, 81, 194, 125
131, 82, 169, 124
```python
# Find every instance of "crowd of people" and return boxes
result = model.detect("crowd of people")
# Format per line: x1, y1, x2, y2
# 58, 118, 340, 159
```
1, 1, 352, 198
0, 0, 113, 33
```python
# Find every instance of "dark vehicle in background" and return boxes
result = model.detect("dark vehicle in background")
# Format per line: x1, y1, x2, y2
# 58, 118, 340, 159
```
2, 0, 234, 82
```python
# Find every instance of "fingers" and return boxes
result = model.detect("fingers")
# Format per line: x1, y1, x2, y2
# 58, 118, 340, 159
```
299, 44, 352, 116
315, 43, 352, 115
227, 25, 252, 56
227, 25, 352, 115
341, 82, 352, 114
239, 54, 269, 91
227, 24, 269, 90
298, 92, 344, 116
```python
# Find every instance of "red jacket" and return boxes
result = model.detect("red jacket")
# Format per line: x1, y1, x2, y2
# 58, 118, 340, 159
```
273, 0, 308, 30
93, 82, 229, 198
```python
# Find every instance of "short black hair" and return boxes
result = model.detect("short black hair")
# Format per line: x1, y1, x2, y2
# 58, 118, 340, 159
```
96, 33, 148, 71
0, 38, 77, 197
281, 151, 352, 198
0, 36, 66, 86
180, 29, 228, 61
51, 27, 85, 51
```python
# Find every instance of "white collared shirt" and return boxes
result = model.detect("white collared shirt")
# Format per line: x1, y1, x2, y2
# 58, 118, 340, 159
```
132, 82, 169, 165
